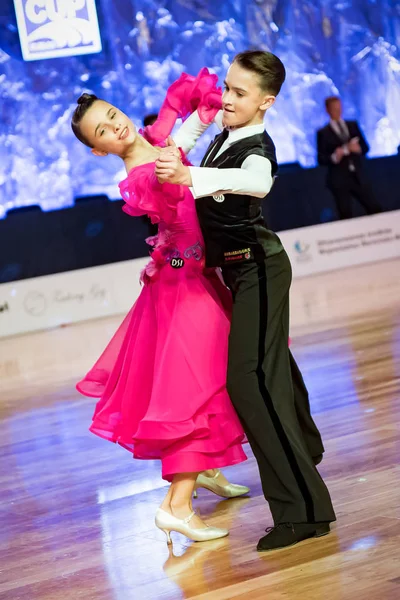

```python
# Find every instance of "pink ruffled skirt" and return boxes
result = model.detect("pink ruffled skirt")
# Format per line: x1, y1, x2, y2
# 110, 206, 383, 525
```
77, 267, 247, 481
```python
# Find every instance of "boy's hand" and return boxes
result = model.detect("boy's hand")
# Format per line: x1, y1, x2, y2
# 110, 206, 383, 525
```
155, 137, 192, 186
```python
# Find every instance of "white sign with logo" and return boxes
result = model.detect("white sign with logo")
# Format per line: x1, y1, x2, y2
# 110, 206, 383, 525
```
279, 210, 400, 278
1, 211, 400, 338
0, 258, 148, 338
13, 0, 102, 61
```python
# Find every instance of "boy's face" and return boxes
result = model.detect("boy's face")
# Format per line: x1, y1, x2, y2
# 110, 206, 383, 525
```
222, 62, 275, 129
78, 100, 137, 157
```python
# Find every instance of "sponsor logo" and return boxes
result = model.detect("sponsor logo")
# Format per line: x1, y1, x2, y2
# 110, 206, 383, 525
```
294, 240, 309, 254
53, 285, 106, 303
170, 258, 185, 269
23, 291, 47, 316
22, 285, 107, 317
223, 248, 252, 263
0, 302, 9, 313
13, 0, 102, 61
213, 194, 225, 203
293, 240, 312, 264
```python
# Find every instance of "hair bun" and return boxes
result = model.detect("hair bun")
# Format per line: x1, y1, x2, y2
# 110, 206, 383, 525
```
77, 92, 97, 105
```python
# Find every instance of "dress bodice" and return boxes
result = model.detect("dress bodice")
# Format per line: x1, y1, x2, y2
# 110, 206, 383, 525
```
117, 67, 223, 282
119, 162, 205, 281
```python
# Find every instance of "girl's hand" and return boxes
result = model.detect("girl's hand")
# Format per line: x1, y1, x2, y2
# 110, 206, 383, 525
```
155, 138, 193, 186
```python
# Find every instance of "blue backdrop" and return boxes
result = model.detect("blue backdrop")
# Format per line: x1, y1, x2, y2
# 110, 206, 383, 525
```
1, 0, 400, 215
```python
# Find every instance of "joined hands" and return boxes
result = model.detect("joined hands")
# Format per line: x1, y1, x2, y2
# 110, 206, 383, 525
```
155, 137, 193, 186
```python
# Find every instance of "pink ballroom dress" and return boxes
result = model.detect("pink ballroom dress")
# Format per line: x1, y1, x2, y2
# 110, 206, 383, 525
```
76, 69, 247, 481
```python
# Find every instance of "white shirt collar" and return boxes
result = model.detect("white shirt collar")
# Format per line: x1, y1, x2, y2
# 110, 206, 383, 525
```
330, 118, 346, 129
226, 123, 265, 145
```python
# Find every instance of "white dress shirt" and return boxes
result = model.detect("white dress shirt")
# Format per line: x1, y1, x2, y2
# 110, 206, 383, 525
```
172, 110, 273, 199
329, 118, 349, 141
329, 118, 351, 165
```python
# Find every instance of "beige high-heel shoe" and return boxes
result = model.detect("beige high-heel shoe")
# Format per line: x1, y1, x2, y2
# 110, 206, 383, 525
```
155, 508, 229, 544
193, 470, 250, 499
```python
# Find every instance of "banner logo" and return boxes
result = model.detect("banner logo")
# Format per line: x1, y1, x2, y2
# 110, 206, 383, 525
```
13, 0, 102, 61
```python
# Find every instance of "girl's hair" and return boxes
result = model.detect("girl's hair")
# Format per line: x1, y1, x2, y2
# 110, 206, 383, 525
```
233, 50, 286, 96
71, 93, 99, 147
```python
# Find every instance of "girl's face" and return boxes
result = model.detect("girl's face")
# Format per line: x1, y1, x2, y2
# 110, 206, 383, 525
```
78, 100, 137, 157
222, 62, 275, 129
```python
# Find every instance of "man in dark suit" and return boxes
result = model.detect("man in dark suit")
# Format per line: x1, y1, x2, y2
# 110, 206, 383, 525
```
317, 96, 380, 219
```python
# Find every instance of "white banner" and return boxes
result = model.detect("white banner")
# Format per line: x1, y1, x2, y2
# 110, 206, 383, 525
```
0, 258, 148, 339
13, 0, 102, 61
1, 211, 399, 338
280, 210, 400, 278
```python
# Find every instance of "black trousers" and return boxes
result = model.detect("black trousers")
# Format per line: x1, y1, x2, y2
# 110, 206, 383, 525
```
222, 251, 336, 526
329, 171, 381, 220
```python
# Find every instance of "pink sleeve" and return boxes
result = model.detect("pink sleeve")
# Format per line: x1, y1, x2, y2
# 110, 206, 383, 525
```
118, 164, 186, 225
142, 67, 222, 145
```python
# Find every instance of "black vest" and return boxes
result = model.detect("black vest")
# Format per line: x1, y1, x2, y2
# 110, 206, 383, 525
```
196, 130, 284, 268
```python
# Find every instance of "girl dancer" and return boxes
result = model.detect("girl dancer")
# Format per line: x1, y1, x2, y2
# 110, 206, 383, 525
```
71, 69, 249, 544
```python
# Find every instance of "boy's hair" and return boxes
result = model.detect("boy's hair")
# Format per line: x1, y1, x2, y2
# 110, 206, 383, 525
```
233, 50, 286, 96
71, 93, 99, 147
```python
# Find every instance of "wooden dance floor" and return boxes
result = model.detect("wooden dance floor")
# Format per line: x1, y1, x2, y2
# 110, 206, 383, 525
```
1, 258, 400, 600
